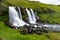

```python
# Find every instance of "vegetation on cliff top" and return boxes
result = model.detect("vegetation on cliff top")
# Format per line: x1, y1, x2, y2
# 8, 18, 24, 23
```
1, 0, 60, 24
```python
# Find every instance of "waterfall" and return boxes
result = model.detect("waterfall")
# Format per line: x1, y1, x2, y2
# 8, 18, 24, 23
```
26, 8, 36, 24
9, 7, 21, 27
17, 7, 29, 26
9, 6, 29, 27
26, 8, 35, 24
30, 9, 36, 23
17, 7, 22, 19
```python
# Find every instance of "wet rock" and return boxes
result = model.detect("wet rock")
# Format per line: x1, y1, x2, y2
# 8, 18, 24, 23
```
22, 25, 29, 34
0, 37, 3, 40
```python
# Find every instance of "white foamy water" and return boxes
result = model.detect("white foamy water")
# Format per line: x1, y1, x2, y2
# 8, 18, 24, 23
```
30, 9, 36, 23
9, 7, 29, 27
26, 8, 36, 24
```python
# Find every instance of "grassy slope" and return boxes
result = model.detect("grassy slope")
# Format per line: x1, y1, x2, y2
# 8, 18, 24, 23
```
0, 21, 60, 40
0, 21, 48, 40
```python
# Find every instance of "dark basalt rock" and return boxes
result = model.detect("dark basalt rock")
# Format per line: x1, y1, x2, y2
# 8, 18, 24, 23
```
21, 25, 29, 34
0, 37, 3, 40
22, 25, 42, 35
42, 26, 49, 33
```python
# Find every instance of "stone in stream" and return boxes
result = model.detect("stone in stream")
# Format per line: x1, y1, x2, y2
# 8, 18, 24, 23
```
22, 25, 42, 35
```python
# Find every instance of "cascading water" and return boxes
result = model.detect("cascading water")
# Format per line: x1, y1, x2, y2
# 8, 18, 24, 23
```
26, 8, 37, 27
17, 7, 22, 19
26, 8, 36, 24
30, 9, 36, 23
9, 7, 21, 27
9, 6, 29, 27
17, 7, 29, 26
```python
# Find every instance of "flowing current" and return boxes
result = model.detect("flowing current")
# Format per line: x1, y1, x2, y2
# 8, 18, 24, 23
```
9, 7, 29, 27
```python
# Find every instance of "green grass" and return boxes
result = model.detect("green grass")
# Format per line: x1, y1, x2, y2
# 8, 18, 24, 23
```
0, 21, 60, 40
0, 21, 48, 40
